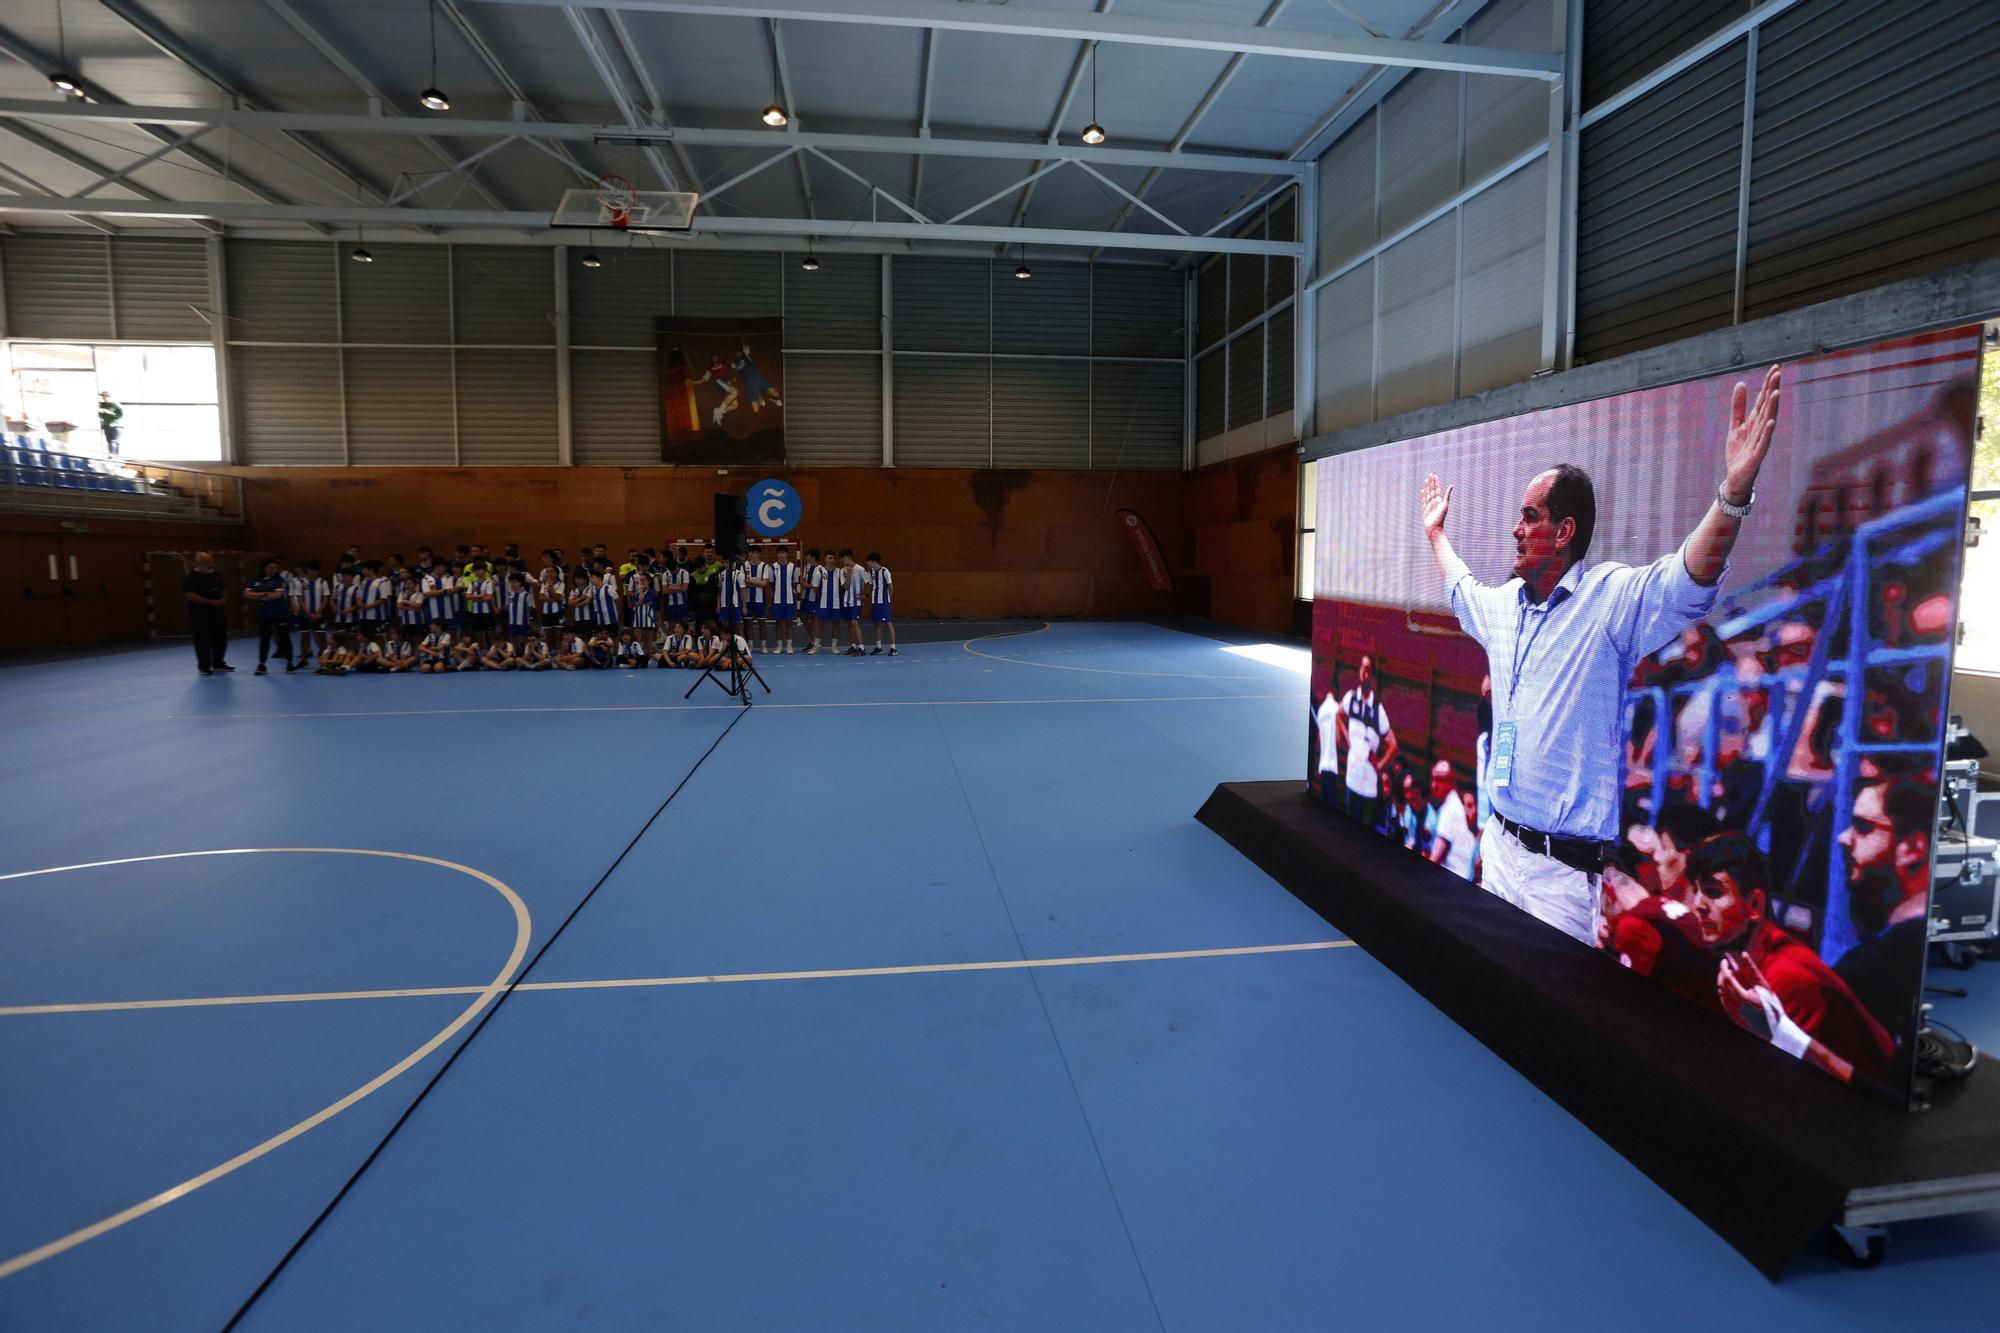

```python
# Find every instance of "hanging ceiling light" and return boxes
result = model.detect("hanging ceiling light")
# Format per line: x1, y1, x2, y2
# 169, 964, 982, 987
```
350, 245, 374, 263
419, 0, 449, 111
581, 252, 603, 269
1080, 44, 1106, 145
762, 103, 789, 128
1013, 243, 1031, 280
800, 253, 820, 272
49, 1, 80, 96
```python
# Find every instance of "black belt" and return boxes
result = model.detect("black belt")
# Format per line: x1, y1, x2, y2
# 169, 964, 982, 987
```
1497, 815, 1609, 875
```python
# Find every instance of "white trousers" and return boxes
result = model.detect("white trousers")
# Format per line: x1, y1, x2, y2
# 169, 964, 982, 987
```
1481, 821, 1599, 947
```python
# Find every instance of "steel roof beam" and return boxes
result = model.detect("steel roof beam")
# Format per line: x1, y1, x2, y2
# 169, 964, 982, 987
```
465, 0, 1561, 78
0, 194, 1303, 255
0, 99, 1305, 176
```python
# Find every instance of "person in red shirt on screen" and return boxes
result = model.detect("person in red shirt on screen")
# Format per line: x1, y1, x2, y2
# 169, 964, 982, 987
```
1685, 832, 1896, 1087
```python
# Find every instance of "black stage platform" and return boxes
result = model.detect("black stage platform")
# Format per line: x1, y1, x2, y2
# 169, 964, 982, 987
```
1198, 780, 2000, 1277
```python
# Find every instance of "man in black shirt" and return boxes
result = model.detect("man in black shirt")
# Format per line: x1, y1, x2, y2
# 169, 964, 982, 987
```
1833, 778, 1936, 1036
183, 551, 232, 675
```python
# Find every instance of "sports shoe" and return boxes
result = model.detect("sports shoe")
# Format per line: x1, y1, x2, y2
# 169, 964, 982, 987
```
888, 648, 898, 656
215, 663, 235, 672
805, 644, 818, 654
255, 664, 268, 675
870, 647, 883, 655
199, 668, 214, 676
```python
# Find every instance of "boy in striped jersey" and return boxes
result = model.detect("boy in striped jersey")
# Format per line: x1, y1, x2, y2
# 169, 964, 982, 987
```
395, 566, 426, 634
519, 634, 552, 671
481, 637, 520, 671
865, 553, 897, 655
537, 562, 567, 653
838, 549, 867, 656
289, 559, 328, 671
331, 569, 363, 637
553, 631, 587, 671
359, 561, 394, 640
418, 620, 453, 673
380, 632, 416, 673
714, 552, 746, 635
504, 573, 536, 645
800, 548, 823, 652
741, 550, 771, 653
661, 557, 691, 628
766, 548, 799, 653
616, 630, 649, 669
462, 564, 498, 647
588, 566, 621, 632
585, 625, 617, 670
421, 562, 457, 628
626, 564, 657, 648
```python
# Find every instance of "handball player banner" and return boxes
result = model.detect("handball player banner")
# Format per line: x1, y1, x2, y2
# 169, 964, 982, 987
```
657, 316, 785, 466
1307, 327, 1981, 1104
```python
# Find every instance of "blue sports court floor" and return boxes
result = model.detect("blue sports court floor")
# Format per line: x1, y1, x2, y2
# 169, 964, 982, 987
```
3, 620, 1997, 1331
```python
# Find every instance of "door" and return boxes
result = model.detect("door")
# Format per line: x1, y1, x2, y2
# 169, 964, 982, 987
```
1, 535, 70, 652
0, 534, 158, 650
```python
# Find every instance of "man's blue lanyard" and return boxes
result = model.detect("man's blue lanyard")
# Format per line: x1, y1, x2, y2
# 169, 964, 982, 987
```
1508, 589, 1566, 708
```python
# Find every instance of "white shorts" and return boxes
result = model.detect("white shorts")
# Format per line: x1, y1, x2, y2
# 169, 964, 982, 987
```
1480, 820, 1599, 947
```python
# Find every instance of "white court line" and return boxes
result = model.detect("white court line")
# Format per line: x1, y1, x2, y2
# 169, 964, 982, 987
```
0, 848, 532, 1282
961, 623, 1276, 681
0, 941, 1356, 1018
0, 693, 1292, 725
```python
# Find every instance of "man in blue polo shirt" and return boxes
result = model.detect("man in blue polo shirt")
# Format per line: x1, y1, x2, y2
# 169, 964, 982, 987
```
1418, 365, 1782, 944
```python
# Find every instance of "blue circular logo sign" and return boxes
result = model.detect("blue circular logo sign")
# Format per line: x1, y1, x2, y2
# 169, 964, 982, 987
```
745, 478, 802, 537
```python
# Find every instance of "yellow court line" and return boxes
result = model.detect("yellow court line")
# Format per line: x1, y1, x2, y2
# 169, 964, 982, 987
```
0, 848, 532, 1283
0, 941, 1356, 1018
0, 694, 1291, 725
960, 623, 1276, 681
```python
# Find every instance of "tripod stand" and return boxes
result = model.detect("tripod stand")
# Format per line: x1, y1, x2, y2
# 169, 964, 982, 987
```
685, 654, 771, 708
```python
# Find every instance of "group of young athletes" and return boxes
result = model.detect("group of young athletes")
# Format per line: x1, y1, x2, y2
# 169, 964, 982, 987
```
239, 540, 896, 676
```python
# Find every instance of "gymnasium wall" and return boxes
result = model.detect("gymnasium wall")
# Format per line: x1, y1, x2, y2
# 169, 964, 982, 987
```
1178, 444, 1298, 639
230, 465, 1184, 621
1307, 0, 2000, 436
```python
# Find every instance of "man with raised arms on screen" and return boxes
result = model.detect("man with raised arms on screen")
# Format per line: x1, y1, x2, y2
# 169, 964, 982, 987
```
1417, 365, 1781, 944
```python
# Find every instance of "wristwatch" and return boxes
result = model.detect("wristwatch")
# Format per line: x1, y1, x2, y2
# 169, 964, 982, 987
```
1715, 485, 1755, 519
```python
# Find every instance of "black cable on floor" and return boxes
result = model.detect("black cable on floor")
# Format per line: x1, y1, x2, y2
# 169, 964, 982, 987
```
221, 705, 750, 1331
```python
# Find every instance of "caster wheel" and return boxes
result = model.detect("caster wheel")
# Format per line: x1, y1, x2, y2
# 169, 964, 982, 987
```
1830, 1225, 1887, 1269
1945, 944, 1977, 971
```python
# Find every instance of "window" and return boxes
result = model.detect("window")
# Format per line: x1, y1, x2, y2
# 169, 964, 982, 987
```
1297, 457, 1318, 600
1959, 337, 2000, 674
2, 342, 222, 462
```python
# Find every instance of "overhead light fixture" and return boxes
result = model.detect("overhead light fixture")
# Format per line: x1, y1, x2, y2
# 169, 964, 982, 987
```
49, 1, 79, 97
581, 252, 603, 269
762, 104, 789, 127
1014, 243, 1031, 280
350, 245, 374, 263
1080, 44, 1106, 145
420, 0, 449, 111
800, 253, 819, 272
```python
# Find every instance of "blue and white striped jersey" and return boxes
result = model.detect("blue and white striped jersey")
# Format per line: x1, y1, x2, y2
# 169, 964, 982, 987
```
589, 579, 620, 624
422, 571, 455, 621
363, 576, 394, 621
768, 560, 798, 608
334, 578, 363, 619
506, 587, 534, 626
715, 563, 745, 611
869, 566, 893, 607
828, 566, 859, 610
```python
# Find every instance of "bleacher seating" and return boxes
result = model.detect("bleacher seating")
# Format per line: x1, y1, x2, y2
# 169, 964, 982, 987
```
4, 435, 144, 493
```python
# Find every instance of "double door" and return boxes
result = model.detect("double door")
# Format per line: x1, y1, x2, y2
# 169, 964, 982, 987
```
2, 533, 152, 650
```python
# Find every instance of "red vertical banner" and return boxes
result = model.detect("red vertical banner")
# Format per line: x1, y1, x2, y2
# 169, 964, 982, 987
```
1116, 509, 1173, 592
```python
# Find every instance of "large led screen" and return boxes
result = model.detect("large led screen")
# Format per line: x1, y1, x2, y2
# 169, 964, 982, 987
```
1308, 328, 1980, 1103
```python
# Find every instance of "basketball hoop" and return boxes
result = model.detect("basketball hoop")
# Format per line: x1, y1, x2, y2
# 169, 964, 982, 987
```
596, 175, 637, 230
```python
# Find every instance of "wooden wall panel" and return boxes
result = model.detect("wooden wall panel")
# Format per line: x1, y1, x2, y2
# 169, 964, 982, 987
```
227, 466, 1185, 623
1179, 444, 1299, 637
